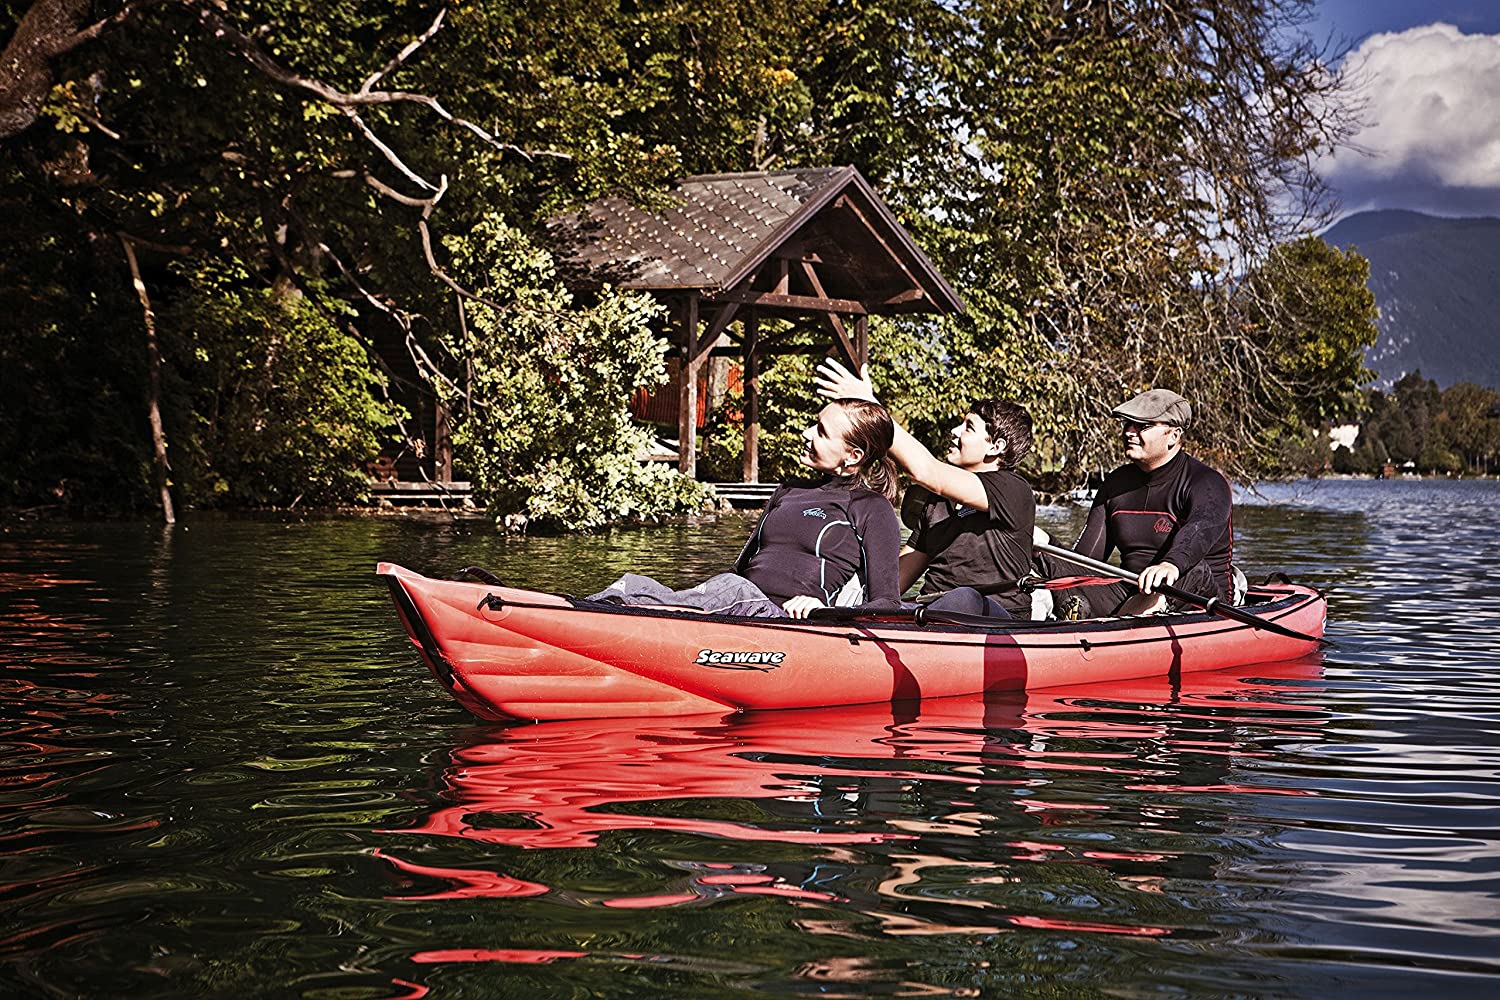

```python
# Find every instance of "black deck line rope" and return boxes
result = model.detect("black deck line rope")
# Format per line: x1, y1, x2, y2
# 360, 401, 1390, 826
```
476, 591, 1321, 652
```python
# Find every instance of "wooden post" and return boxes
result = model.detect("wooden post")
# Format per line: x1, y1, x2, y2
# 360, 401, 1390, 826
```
678, 292, 700, 477
854, 314, 869, 369
120, 235, 175, 525
743, 313, 759, 483
435, 398, 453, 482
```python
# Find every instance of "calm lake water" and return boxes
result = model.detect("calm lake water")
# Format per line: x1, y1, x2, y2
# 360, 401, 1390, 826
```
3, 479, 1498, 998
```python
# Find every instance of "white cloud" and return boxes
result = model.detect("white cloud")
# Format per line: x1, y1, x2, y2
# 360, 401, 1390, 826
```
1321, 23, 1500, 213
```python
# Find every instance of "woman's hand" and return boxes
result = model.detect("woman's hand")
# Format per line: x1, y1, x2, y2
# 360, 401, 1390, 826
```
814, 359, 877, 403
781, 595, 828, 619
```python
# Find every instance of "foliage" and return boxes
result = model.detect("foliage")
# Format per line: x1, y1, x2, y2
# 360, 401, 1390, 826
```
1329, 375, 1500, 476
1, 0, 1381, 520
434, 214, 713, 529
1232, 236, 1380, 473
0, 175, 151, 509
751, 0, 1361, 488
698, 351, 820, 484
160, 267, 403, 506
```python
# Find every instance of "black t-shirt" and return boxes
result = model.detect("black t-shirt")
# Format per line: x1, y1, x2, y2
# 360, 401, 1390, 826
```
1074, 450, 1234, 602
907, 469, 1037, 615
733, 478, 901, 609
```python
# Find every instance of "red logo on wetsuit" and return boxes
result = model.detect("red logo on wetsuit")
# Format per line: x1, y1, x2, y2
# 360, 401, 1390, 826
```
1153, 516, 1174, 534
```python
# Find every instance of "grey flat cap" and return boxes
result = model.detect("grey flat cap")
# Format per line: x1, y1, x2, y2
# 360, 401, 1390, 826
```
1112, 388, 1192, 427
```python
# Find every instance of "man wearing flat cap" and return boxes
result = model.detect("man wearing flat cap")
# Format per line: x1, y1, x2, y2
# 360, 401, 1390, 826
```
1050, 387, 1235, 617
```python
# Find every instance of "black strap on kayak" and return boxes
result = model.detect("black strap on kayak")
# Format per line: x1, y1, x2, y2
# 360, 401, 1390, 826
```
1034, 541, 1328, 646
455, 566, 506, 586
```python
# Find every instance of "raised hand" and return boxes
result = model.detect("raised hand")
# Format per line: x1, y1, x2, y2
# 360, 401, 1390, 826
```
814, 358, 878, 403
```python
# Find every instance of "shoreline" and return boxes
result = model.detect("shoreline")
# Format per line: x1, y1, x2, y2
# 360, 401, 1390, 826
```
6, 473, 1497, 526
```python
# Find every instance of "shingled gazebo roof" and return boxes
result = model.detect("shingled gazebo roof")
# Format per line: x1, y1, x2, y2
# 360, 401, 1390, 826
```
547, 166, 965, 316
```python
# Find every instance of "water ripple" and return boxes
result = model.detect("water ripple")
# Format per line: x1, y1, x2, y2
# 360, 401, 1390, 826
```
1, 488, 1498, 996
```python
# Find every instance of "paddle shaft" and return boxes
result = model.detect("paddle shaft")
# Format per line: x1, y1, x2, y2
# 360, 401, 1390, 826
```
806, 604, 1016, 628
911, 577, 1028, 605
1034, 541, 1321, 643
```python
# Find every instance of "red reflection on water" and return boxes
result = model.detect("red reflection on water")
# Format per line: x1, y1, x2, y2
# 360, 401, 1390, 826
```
1006, 914, 1170, 935
389, 657, 1321, 851
0, 680, 118, 718
382, 657, 1325, 972
0, 573, 93, 593
373, 848, 547, 899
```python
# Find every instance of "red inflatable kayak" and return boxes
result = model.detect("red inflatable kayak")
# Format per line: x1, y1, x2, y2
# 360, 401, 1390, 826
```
377, 562, 1326, 722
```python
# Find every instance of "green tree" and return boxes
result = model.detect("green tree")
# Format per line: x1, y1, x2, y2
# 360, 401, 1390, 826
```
160, 264, 403, 506
434, 214, 712, 528
1437, 382, 1500, 475
0, 0, 710, 517
2, 0, 1369, 517
1234, 236, 1378, 473
746, 0, 1358, 487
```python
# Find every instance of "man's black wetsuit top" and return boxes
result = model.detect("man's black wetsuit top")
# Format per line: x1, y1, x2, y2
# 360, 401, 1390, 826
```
907, 470, 1037, 616
734, 477, 901, 609
1075, 450, 1234, 603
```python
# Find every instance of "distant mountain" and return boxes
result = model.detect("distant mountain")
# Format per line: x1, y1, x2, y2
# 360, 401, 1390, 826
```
1320, 210, 1500, 391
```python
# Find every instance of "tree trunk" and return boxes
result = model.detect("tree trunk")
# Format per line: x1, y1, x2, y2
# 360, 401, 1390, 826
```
0, 0, 90, 139
120, 235, 176, 524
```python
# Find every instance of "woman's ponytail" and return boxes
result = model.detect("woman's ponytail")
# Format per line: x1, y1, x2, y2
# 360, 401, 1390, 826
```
831, 398, 899, 503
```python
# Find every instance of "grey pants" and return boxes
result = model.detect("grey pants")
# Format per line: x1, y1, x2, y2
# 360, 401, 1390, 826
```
587, 572, 787, 618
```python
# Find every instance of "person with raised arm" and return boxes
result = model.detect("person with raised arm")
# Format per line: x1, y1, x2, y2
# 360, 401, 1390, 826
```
814, 359, 1037, 619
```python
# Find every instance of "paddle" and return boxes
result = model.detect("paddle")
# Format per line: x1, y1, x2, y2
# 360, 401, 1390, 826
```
1033, 541, 1324, 644
805, 604, 1019, 629
911, 577, 1030, 605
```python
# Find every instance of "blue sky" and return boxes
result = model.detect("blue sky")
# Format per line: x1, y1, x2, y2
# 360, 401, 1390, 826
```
1309, 1, 1500, 47
1306, 2, 1500, 218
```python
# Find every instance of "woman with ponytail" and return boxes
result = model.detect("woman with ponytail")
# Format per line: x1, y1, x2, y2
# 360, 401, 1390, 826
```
588, 398, 901, 619
815, 359, 1038, 620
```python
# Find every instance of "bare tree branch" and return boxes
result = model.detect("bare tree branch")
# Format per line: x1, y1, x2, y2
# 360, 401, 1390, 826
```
195, 3, 570, 163
359, 7, 446, 95
339, 106, 439, 193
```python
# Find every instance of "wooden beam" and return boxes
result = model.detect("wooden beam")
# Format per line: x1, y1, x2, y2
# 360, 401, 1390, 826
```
678, 292, 699, 477
854, 314, 869, 369
706, 287, 868, 316
711, 344, 826, 357
691, 300, 740, 366
881, 288, 927, 307
800, 261, 860, 368
833, 193, 926, 296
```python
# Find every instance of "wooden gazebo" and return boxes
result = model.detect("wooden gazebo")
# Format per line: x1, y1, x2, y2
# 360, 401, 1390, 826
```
548, 166, 965, 479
